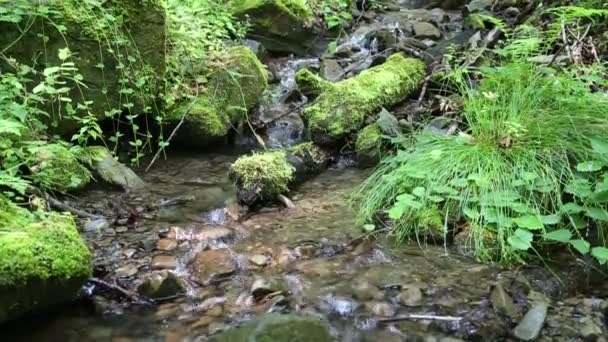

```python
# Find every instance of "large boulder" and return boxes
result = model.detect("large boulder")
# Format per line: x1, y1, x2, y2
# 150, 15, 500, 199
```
297, 54, 425, 145
167, 46, 268, 148
209, 314, 332, 342
228, 0, 317, 54
0, 197, 92, 323
0, 0, 166, 134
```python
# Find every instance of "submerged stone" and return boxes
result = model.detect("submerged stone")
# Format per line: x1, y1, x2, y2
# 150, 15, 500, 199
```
513, 302, 548, 341
0, 196, 92, 323
190, 249, 236, 285
167, 46, 268, 147
299, 54, 426, 145
137, 271, 185, 299
209, 314, 331, 342
228, 0, 317, 54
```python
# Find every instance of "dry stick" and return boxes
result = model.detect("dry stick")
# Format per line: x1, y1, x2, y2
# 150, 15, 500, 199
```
44, 193, 102, 219
89, 277, 154, 305
378, 314, 463, 324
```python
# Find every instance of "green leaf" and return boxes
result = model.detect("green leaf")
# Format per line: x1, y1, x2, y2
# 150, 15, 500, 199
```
540, 214, 561, 225
562, 202, 584, 214
585, 207, 608, 221
543, 229, 572, 242
513, 215, 544, 230
570, 239, 590, 254
387, 205, 406, 220
58, 47, 71, 60
576, 160, 604, 172
511, 202, 532, 213
464, 207, 480, 220
591, 137, 608, 155
412, 187, 426, 198
508, 229, 533, 251
591, 247, 608, 264
363, 224, 375, 233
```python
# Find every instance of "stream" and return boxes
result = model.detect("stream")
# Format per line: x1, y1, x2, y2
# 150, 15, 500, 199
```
3, 2, 608, 341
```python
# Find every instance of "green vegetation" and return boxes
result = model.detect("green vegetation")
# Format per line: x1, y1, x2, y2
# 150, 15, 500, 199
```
355, 6, 608, 264
355, 123, 383, 167
231, 151, 295, 200
302, 54, 426, 144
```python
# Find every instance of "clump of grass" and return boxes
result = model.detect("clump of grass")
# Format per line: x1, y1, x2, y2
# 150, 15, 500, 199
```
354, 62, 608, 263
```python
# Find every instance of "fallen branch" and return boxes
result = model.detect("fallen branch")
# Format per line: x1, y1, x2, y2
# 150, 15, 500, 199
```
45, 193, 102, 219
378, 314, 463, 323
88, 277, 154, 306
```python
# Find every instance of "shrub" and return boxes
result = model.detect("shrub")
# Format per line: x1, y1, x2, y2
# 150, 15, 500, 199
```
354, 62, 608, 264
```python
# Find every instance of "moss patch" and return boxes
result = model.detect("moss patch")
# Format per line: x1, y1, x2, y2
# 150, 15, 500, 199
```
355, 123, 383, 167
295, 69, 332, 97
231, 151, 295, 201
0, 197, 92, 289
30, 144, 92, 192
302, 54, 426, 144
167, 46, 268, 143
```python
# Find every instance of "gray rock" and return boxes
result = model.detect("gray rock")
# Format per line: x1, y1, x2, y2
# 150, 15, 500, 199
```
320, 59, 344, 82
320, 295, 360, 316
579, 317, 603, 340
94, 149, 146, 191
115, 264, 139, 278
151, 255, 177, 270
491, 283, 517, 317
376, 109, 401, 137
413, 22, 442, 40
466, 0, 493, 12
399, 286, 423, 306
513, 302, 548, 341
137, 271, 185, 299
84, 218, 110, 233
366, 302, 397, 317
352, 281, 381, 301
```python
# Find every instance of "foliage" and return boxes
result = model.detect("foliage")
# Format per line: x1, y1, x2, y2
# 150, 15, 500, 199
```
354, 62, 608, 264
230, 151, 295, 199
312, 0, 352, 29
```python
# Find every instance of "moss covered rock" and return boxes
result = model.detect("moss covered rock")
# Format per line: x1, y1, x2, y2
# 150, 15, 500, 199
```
91, 147, 146, 191
0, 197, 92, 323
295, 68, 333, 98
209, 314, 332, 342
301, 54, 426, 145
228, 0, 317, 54
168, 46, 268, 147
230, 142, 329, 205
355, 123, 383, 167
30, 144, 93, 192
0, 0, 166, 134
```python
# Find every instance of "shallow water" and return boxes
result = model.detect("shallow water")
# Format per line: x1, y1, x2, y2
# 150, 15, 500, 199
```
3, 152, 607, 341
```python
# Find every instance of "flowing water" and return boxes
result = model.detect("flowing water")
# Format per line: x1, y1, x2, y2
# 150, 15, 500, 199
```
3, 152, 608, 341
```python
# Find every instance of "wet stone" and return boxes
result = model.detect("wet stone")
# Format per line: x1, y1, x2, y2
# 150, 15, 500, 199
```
249, 254, 270, 267
115, 264, 139, 278
123, 248, 137, 258
352, 280, 382, 301
320, 295, 359, 316
399, 286, 423, 307
490, 283, 516, 317
84, 218, 110, 233
191, 249, 236, 285
115, 226, 129, 233
513, 302, 548, 341
137, 271, 185, 299
366, 302, 396, 317
151, 255, 178, 270
413, 21, 441, 40
157, 238, 178, 251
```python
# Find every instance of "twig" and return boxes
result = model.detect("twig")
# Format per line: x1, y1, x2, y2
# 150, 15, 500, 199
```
45, 193, 102, 219
378, 314, 462, 323
260, 101, 309, 128
88, 277, 154, 305
145, 87, 200, 172
416, 75, 432, 107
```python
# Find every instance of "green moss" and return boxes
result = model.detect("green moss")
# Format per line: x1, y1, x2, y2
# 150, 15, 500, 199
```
414, 207, 444, 235
303, 54, 426, 144
231, 151, 295, 199
229, 0, 314, 20
168, 46, 267, 140
30, 144, 92, 192
355, 124, 382, 154
0, 196, 92, 288
295, 69, 333, 97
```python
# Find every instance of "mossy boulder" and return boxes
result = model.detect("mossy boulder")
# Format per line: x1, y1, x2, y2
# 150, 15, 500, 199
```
90, 147, 146, 191
355, 123, 383, 167
228, 0, 317, 54
0, 197, 92, 323
209, 314, 332, 342
29, 144, 93, 192
230, 142, 329, 205
0, 0, 166, 134
295, 68, 333, 98
168, 46, 268, 147
298, 54, 426, 145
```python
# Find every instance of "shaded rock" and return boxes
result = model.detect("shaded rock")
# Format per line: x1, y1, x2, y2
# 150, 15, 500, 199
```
209, 314, 331, 342
320, 59, 344, 82
413, 22, 441, 40
0, 197, 92, 323
137, 271, 185, 299
352, 281, 382, 301
84, 218, 111, 233
228, 0, 317, 55
250, 277, 286, 300
579, 317, 603, 340
399, 286, 423, 306
491, 283, 516, 317
115, 264, 139, 278
265, 113, 306, 148
298, 54, 425, 145
151, 255, 177, 270
191, 249, 236, 285
513, 302, 548, 341
356, 123, 383, 168
92, 148, 145, 190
